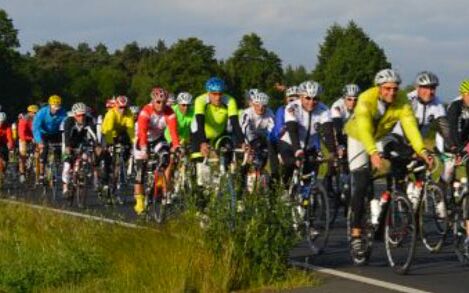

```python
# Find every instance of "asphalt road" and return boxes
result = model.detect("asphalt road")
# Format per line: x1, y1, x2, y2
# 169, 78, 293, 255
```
2, 182, 469, 293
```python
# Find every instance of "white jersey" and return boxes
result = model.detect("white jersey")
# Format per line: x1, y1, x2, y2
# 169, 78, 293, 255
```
393, 90, 446, 138
239, 107, 275, 142
330, 98, 353, 121
280, 100, 331, 150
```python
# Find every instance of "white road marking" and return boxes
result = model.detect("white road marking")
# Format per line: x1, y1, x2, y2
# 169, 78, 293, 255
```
290, 260, 431, 293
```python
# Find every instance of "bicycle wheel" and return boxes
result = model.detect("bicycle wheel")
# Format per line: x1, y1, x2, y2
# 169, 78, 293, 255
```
453, 194, 469, 265
51, 163, 60, 203
384, 193, 417, 274
147, 171, 166, 224
305, 183, 330, 254
419, 183, 449, 252
326, 174, 341, 227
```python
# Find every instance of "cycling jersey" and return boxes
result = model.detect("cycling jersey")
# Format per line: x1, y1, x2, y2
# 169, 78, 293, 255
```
164, 104, 194, 144
32, 106, 67, 144
272, 105, 286, 143
18, 114, 34, 142
345, 86, 425, 155
62, 116, 97, 149
192, 93, 239, 140
239, 107, 275, 143
101, 108, 135, 145
137, 104, 180, 149
436, 97, 469, 152
281, 100, 332, 151
0, 124, 14, 149
331, 98, 353, 121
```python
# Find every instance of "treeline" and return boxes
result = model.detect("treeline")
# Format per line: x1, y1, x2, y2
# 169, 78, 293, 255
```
0, 8, 390, 116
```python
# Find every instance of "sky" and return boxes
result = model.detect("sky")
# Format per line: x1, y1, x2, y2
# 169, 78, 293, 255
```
2, 0, 468, 99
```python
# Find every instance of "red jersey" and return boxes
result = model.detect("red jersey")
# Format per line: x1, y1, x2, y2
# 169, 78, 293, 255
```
0, 124, 14, 149
18, 114, 34, 142
137, 104, 180, 148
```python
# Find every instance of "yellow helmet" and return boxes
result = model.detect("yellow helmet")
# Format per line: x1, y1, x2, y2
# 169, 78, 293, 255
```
48, 95, 62, 106
27, 104, 39, 113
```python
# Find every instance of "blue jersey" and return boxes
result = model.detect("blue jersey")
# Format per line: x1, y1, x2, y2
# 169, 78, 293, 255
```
271, 106, 286, 143
32, 106, 67, 143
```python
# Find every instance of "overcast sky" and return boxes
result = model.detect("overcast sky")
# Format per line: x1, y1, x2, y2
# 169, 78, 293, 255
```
2, 0, 467, 99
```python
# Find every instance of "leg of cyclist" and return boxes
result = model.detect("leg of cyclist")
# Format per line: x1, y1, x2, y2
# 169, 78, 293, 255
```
62, 148, 73, 198
133, 146, 147, 215
278, 140, 296, 189
38, 139, 49, 185
18, 140, 27, 183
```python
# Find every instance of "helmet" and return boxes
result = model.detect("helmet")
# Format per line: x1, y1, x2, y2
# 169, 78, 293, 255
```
342, 84, 361, 97
176, 92, 193, 104
168, 92, 176, 103
150, 87, 169, 101
245, 88, 260, 101
129, 105, 140, 115
285, 86, 300, 97
251, 92, 270, 106
71, 102, 87, 115
115, 95, 129, 107
27, 104, 39, 113
374, 69, 401, 85
48, 95, 62, 106
0, 112, 6, 123
205, 77, 225, 93
298, 81, 323, 97
459, 79, 469, 94
415, 71, 439, 86
105, 98, 115, 108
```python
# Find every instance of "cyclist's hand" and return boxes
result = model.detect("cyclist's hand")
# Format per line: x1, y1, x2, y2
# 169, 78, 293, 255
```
337, 145, 346, 158
200, 142, 210, 157
38, 143, 45, 151
420, 151, 434, 169
370, 152, 382, 169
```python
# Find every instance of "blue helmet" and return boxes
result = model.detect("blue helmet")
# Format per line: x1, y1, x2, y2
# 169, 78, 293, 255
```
205, 77, 225, 92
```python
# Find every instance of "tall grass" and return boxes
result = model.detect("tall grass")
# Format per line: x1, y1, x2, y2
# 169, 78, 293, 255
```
0, 201, 318, 292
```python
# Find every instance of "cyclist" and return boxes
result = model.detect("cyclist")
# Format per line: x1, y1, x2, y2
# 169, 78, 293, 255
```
437, 79, 469, 247
191, 77, 244, 159
331, 84, 361, 147
129, 105, 140, 122
0, 112, 14, 181
61, 103, 97, 199
18, 105, 39, 183
32, 95, 67, 184
388, 71, 455, 192
164, 92, 194, 146
278, 81, 337, 185
344, 69, 433, 257
98, 95, 135, 204
272, 86, 300, 143
133, 87, 180, 214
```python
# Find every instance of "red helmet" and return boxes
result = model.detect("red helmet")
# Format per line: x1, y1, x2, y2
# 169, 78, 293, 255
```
106, 99, 115, 109
150, 87, 169, 102
115, 95, 129, 108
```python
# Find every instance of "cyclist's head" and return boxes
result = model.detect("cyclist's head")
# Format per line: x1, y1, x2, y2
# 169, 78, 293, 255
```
0, 112, 6, 125
150, 87, 169, 111
342, 84, 360, 110
27, 104, 39, 116
415, 71, 439, 103
176, 92, 193, 115
71, 102, 87, 124
245, 88, 259, 107
251, 92, 269, 115
206, 77, 225, 105
129, 105, 140, 119
106, 98, 115, 109
375, 69, 401, 104
460, 79, 469, 106
285, 86, 300, 104
115, 95, 129, 114
48, 95, 62, 113
299, 81, 322, 112
167, 92, 176, 107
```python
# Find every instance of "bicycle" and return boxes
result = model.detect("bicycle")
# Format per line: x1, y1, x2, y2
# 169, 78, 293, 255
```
110, 142, 129, 205
172, 145, 193, 210
326, 152, 350, 227
244, 138, 270, 195
42, 143, 62, 203
68, 144, 95, 208
288, 151, 330, 255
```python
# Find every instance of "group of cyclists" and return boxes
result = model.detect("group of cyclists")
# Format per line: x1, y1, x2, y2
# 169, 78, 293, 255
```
1, 70, 469, 268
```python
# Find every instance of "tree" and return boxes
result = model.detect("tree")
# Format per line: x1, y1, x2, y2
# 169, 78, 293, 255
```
311, 21, 391, 104
284, 65, 310, 86
224, 33, 284, 107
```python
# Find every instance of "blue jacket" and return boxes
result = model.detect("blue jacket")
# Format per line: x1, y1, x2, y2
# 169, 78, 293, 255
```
33, 106, 67, 143
271, 106, 286, 143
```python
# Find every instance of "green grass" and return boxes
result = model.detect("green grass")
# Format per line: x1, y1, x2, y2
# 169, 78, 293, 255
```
0, 202, 319, 292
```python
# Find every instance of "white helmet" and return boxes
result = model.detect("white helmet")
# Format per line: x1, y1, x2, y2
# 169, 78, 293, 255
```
245, 88, 260, 101
415, 71, 439, 87
71, 102, 87, 115
285, 86, 300, 97
299, 81, 323, 97
0, 112, 6, 123
176, 92, 193, 104
129, 105, 140, 115
374, 69, 401, 85
167, 93, 176, 104
251, 92, 270, 106
342, 84, 361, 97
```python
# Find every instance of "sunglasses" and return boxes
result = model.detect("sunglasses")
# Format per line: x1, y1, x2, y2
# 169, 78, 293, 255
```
346, 97, 358, 102
118, 106, 127, 109
303, 96, 319, 101
179, 104, 189, 107
382, 86, 399, 91
75, 113, 85, 117
154, 100, 164, 104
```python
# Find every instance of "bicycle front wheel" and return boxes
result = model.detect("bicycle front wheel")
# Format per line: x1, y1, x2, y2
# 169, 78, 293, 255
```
453, 194, 469, 265
305, 183, 330, 254
384, 193, 417, 274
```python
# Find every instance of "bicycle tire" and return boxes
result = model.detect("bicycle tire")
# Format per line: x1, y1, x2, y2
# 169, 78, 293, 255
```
305, 183, 330, 254
453, 193, 469, 265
